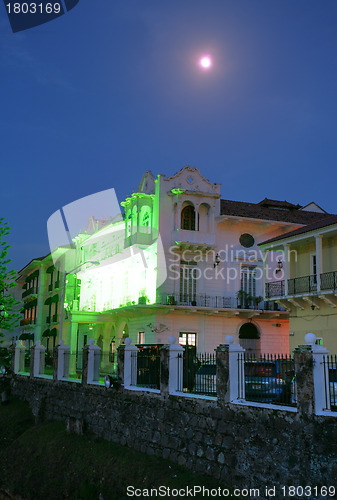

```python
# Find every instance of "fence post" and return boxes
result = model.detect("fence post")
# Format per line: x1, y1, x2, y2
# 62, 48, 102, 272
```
160, 336, 184, 397
82, 345, 89, 386
294, 333, 330, 415
55, 339, 71, 381
33, 341, 46, 377
168, 336, 184, 394
117, 344, 125, 384
216, 335, 245, 404
14, 340, 26, 374
124, 338, 138, 389
87, 339, 101, 385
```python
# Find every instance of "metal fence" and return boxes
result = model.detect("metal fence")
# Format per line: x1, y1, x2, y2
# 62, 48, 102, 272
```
182, 348, 216, 396
238, 353, 296, 406
323, 355, 337, 410
136, 345, 161, 389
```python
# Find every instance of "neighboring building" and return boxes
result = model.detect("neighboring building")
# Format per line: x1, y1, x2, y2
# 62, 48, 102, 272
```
58, 166, 332, 357
260, 215, 337, 353
15, 248, 73, 352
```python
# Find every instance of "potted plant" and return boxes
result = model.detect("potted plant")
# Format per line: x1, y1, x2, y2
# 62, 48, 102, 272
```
167, 295, 177, 305
138, 290, 150, 304
249, 295, 263, 309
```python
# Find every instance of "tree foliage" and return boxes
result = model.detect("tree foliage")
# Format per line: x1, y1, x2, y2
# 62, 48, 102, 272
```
0, 218, 21, 337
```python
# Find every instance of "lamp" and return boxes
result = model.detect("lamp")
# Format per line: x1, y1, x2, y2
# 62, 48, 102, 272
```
276, 260, 283, 273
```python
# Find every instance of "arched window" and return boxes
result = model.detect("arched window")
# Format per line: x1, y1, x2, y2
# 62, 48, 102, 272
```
239, 322, 261, 356
181, 205, 196, 231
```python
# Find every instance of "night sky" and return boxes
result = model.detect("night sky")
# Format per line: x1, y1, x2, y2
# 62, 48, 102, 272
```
1, 0, 337, 271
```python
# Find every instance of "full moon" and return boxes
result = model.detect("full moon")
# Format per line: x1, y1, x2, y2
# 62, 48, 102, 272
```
199, 56, 212, 69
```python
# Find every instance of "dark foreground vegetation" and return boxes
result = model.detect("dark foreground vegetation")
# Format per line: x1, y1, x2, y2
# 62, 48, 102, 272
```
0, 399, 231, 500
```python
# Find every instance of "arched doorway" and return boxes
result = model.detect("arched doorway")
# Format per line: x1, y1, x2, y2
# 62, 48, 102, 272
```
239, 322, 261, 357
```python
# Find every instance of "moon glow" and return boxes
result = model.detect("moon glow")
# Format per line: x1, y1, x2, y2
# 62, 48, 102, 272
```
199, 56, 212, 69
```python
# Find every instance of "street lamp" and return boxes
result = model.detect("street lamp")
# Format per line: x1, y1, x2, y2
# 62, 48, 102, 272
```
59, 261, 100, 341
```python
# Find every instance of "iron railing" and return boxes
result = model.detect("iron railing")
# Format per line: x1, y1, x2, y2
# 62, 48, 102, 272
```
156, 293, 284, 311
22, 287, 38, 298
136, 346, 160, 390
323, 355, 337, 411
265, 281, 285, 298
238, 353, 296, 406
288, 275, 317, 295
320, 271, 337, 291
182, 348, 216, 396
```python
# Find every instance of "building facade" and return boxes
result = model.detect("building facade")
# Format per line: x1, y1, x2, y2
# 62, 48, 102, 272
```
260, 215, 337, 353
53, 166, 333, 357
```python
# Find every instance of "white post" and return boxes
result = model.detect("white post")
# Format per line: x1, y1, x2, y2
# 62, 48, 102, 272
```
283, 244, 290, 296
87, 338, 101, 384
14, 340, 26, 373
226, 335, 246, 402
34, 341, 46, 377
167, 336, 185, 394
124, 337, 139, 388
57, 339, 71, 380
304, 333, 331, 413
315, 235, 323, 292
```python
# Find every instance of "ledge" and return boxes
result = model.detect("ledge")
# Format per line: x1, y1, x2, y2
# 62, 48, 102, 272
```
231, 399, 297, 412
170, 391, 217, 402
125, 386, 160, 394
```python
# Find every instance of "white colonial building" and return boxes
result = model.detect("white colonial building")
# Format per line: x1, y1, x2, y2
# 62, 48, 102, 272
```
53, 166, 333, 357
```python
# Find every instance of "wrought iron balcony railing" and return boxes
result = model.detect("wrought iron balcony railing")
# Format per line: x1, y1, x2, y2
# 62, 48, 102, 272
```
155, 293, 284, 312
22, 287, 38, 299
265, 271, 337, 298
320, 271, 337, 291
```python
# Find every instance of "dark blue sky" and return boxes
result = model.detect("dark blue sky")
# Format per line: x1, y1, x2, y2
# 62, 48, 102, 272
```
1, 0, 337, 271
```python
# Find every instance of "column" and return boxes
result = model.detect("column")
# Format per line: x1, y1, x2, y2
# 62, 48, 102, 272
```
283, 243, 290, 296
216, 335, 245, 404
124, 338, 139, 388
194, 203, 199, 231
68, 321, 78, 375
262, 249, 269, 298
315, 235, 323, 292
160, 336, 184, 397
35, 265, 46, 343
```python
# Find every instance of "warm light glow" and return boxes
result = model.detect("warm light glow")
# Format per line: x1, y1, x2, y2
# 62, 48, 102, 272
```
199, 56, 212, 69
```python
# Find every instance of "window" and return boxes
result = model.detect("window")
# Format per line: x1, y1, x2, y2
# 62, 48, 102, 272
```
180, 261, 197, 302
239, 233, 255, 248
181, 205, 196, 231
241, 266, 257, 297
137, 331, 145, 344
311, 254, 317, 284
179, 332, 196, 346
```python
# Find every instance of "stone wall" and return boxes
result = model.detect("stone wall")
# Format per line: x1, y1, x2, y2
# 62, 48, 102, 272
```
6, 374, 337, 498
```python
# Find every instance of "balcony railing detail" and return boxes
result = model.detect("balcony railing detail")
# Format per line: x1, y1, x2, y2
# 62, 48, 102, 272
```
22, 287, 38, 299
20, 318, 35, 326
265, 270, 337, 298
320, 271, 337, 291
155, 293, 284, 312
265, 281, 284, 299
288, 275, 317, 295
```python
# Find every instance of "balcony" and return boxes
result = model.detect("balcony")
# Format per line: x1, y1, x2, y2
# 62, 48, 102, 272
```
173, 229, 215, 248
20, 318, 35, 326
265, 270, 337, 299
320, 271, 337, 291
22, 287, 38, 299
155, 293, 284, 312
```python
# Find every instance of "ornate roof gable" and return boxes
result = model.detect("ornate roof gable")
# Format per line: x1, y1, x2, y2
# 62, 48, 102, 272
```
162, 166, 220, 195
